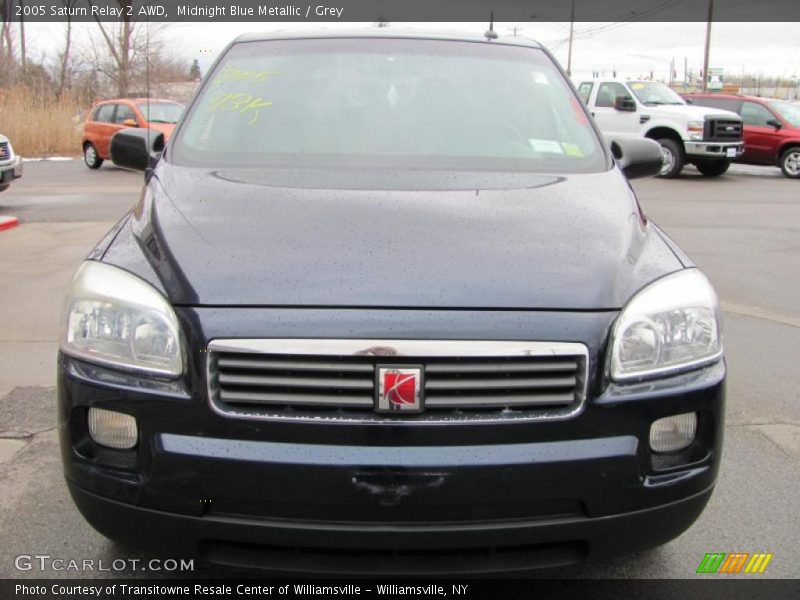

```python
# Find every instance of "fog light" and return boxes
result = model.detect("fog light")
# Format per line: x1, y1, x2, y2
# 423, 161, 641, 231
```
88, 408, 138, 450
650, 412, 697, 453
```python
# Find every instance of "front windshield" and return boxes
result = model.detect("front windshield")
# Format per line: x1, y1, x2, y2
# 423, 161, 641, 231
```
137, 102, 184, 124
627, 81, 685, 105
768, 101, 800, 127
171, 38, 606, 173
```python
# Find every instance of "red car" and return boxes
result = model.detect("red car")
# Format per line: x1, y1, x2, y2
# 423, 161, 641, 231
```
684, 93, 800, 178
82, 98, 184, 169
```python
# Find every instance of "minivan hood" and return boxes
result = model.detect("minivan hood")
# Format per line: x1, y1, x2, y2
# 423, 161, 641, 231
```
124, 165, 682, 310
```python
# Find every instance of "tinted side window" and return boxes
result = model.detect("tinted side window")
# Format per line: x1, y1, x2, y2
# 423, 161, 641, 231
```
93, 104, 115, 123
114, 104, 137, 124
577, 82, 593, 104
689, 97, 742, 113
596, 82, 629, 108
740, 102, 775, 126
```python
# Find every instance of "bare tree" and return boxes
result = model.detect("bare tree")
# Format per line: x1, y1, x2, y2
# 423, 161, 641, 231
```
0, 0, 17, 86
89, 0, 138, 96
18, 0, 24, 71
55, 0, 80, 98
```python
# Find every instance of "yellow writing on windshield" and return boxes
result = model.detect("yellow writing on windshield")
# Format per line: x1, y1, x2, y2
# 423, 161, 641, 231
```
213, 66, 282, 86
207, 93, 273, 125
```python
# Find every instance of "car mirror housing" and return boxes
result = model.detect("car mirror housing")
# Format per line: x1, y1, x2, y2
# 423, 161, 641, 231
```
607, 135, 663, 179
614, 95, 637, 112
766, 118, 782, 129
122, 118, 139, 128
110, 128, 165, 173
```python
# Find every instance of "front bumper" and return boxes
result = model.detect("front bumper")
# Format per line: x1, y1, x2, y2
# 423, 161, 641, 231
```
685, 140, 744, 159
58, 338, 725, 574
0, 156, 23, 188
68, 481, 714, 575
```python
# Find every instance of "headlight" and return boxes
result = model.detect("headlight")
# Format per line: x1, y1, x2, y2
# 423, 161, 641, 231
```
61, 261, 183, 377
609, 269, 721, 381
687, 120, 704, 140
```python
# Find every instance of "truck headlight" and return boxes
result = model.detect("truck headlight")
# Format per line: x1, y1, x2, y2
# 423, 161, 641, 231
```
61, 261, 183, 377
687, 120, 704, 140
609, 269, 721, 381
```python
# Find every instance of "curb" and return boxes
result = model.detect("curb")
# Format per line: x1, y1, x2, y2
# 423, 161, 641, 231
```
0, 216, 20, 232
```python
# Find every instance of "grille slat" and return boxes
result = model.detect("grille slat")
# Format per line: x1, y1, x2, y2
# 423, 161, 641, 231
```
425, 376, 577, 390
218, 373, 374, 389
217, 356, 374, 373
208, 340, 588, 422
0, 142, 10, 161
426, 392, 576, 408
219, 390, 373, 407
425, 360, 577, 373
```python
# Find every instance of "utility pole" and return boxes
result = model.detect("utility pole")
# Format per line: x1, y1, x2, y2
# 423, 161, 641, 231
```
566, 0, 575, 76
684, 57, 688, 91
702, 0, 714, 92
19, 0, 27, 72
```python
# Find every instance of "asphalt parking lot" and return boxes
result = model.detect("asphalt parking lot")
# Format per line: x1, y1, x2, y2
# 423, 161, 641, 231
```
0, 160, 798, 579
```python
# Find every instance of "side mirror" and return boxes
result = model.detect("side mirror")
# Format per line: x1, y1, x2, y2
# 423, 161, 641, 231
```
110, 128, 164, 173
122, 118, 139, 127
766, 118, 782, 129
685, 97, 694, 104
614, 95, 637, 112
608, 135, 663, 179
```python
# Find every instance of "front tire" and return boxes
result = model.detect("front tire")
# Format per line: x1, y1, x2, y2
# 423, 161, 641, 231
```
779, 146, 800, 179
83, 143, 103, 169
695, 159, 730, 177
656, 138, 684, 179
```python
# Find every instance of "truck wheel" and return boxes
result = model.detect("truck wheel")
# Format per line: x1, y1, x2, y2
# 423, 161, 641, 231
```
695, 160, 730, 177
83, 143, 103, 169
656, 139, 684, 178
779, 147, 800, 179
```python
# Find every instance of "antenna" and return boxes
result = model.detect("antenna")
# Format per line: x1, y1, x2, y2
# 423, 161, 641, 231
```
146, 6, 150, 152
485, 12, 498, 40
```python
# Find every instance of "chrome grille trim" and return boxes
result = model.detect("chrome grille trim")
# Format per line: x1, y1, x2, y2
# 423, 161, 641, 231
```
206, 339, 590, 425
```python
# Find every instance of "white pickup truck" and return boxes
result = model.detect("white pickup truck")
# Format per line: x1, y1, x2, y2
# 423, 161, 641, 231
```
0, 133, 23, 193
577, 79, 744, 178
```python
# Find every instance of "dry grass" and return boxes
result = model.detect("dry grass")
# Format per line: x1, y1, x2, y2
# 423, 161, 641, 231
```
0, 87, 85, 157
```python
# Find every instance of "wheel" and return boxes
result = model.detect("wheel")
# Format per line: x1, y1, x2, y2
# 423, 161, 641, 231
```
83, 143, 103, 169
695, 159, 730, 177
655, 138, 684, 178
779, 146, 800, 178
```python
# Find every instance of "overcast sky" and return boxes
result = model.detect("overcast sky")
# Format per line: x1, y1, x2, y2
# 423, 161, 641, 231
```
22, 21, 800, 83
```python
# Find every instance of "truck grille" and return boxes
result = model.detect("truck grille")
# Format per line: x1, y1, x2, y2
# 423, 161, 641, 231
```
206, 339, 588, 423
0, 142, 10, 162
705, 118, 742, 142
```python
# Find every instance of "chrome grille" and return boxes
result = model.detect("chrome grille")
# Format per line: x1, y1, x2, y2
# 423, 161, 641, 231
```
207, 339, 588, 423
705, 118, 742, 142
0, 142, 10, 162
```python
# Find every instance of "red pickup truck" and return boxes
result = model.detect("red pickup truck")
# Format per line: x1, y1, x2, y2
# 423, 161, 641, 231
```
684, 93, 800, 178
